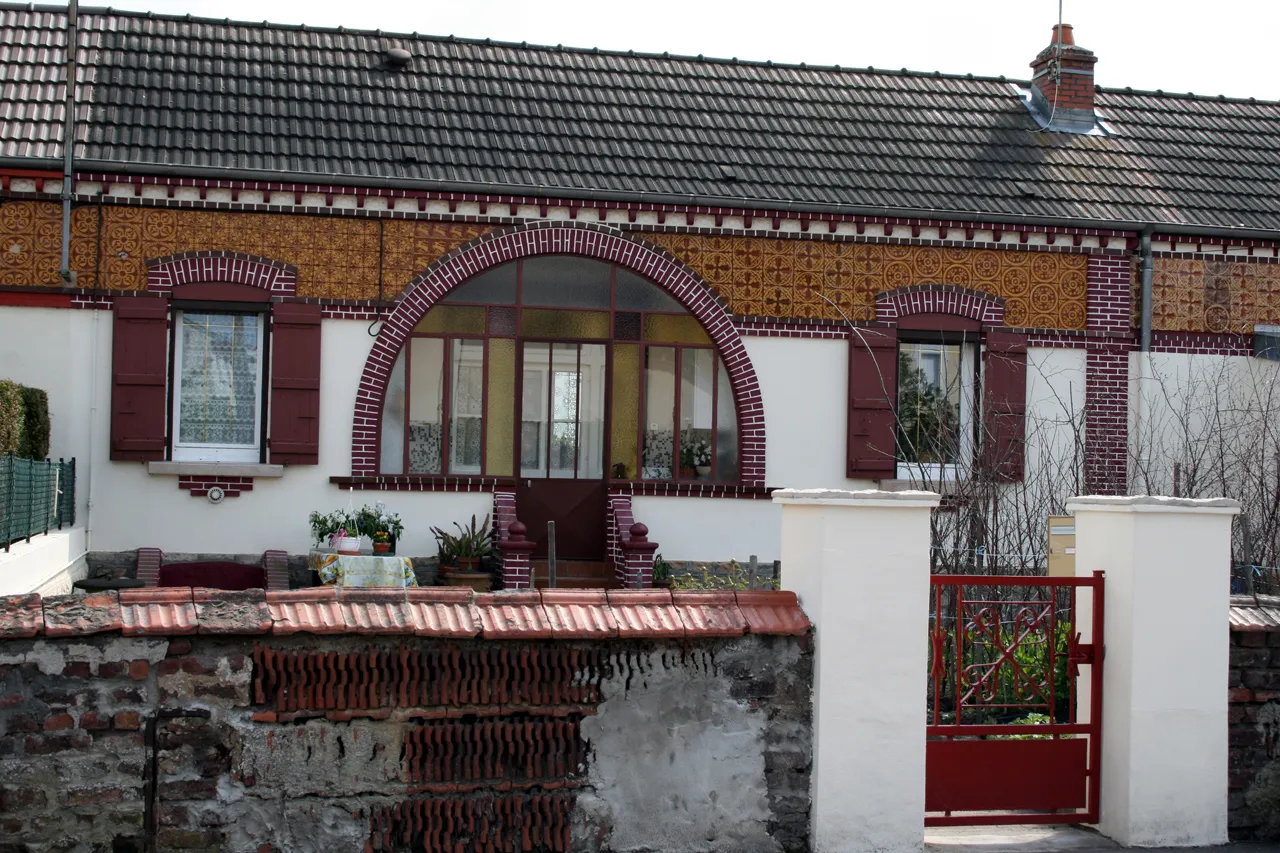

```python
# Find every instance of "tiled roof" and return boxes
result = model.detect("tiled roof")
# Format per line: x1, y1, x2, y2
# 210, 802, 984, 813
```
1230, 594, 1280, 631
4, 5, 1280, 232
0, 587, 812, 639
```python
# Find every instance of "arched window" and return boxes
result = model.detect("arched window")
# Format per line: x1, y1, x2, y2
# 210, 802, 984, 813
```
378, 256, 740, 483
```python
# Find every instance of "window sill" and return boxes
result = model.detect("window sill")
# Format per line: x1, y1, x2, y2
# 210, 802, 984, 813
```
878, 478, 965, 496
147, 462, 286, 478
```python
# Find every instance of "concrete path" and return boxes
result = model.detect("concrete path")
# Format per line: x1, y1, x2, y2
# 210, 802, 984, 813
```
925, 825, 1280, 853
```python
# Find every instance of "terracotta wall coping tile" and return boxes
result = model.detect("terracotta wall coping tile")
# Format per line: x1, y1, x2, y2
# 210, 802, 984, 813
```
671, 590, 747, 638
119, 588, 198, 636
541, 590, 619, 639
0, 593, 42, 638
606, 589, 685, 639
474, 592, 554, 640
735, 591, 813, 636
42, 590, 123, 637
0, 588, 813, 640
192, 589, 271, 635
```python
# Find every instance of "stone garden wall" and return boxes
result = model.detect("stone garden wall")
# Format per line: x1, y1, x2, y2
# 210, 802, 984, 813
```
0, 588, 811, 853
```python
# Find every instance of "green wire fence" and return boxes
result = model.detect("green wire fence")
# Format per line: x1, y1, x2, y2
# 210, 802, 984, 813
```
1, 455, 76, 552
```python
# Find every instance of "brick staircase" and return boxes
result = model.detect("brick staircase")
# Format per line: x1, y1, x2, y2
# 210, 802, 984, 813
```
531, 560, 620, 589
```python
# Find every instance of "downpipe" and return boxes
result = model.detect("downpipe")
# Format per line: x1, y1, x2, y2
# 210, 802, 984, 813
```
58, 0, 78, 285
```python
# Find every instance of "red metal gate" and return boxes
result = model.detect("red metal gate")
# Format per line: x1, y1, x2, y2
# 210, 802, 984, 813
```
926, 573, 1104, 826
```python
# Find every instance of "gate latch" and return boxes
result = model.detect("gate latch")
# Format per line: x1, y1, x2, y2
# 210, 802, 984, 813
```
1067, 631, 1096, 677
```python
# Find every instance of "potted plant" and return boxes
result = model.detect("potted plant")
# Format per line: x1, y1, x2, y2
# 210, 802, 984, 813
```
432, 514, 494, 591
679, 437, 712, 479
309, 510, 360, 554
358, 501, 404, 555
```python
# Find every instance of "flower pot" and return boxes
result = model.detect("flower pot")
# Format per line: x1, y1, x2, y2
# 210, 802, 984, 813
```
695, 465, 711, 478
679, 466, 695, 479
456, 557, 481, 573
441, 570, 491, 592
334, 536, 361, 555
373, 542, 391, 554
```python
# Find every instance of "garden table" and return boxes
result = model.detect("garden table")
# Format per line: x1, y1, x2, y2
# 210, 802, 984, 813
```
308, 550, 417, 588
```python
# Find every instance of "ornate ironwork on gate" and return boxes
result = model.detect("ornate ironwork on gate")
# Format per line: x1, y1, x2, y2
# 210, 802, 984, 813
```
926, 573, 1104, 826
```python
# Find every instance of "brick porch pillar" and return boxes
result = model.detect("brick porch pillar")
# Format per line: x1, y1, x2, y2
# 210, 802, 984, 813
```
497, 521, 535, 590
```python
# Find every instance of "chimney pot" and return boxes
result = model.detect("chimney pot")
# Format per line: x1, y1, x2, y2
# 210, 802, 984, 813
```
1051, 23, 1075, 46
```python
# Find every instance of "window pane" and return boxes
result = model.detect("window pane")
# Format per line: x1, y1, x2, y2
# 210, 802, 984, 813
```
408, 337, 445, 474
442, 262, 517, 304
520, 308, 610, 339
485, 338, 516, 477
897, 342, 962, 465
642, 347, 676, 480
448, 340, 485, 474
488, 306, 517, 336
578, 344, 606, 480
715, 359, 739, 482
520, 256, 612, 308
644, 314, 712, 345
415, 305, 486, 334
521, 342, 549, 477
679, 348, 715, 480
549, 343, 579, 479
616, 269, 686, 312
610, 343, 641, 480
380, 348, 406, 474
177, 312, 260, 447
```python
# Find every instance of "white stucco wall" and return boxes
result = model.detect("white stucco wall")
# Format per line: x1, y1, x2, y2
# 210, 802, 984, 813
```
0, 306, 99, 521
632, 496, 781, 563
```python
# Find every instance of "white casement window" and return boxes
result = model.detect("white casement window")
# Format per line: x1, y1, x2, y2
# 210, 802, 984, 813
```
171, 311, 265, 462
895, 340, 979, 482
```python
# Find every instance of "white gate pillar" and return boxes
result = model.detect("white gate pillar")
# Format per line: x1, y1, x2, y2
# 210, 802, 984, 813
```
775, 488, 941, 853
1069, 495, 1240, 847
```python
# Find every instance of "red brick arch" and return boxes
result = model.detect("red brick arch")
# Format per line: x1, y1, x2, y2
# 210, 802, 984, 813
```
146, 251, 298, 296
350, 221, 766, 486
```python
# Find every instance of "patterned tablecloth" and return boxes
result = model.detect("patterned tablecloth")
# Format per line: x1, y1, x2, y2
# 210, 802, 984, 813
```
309, 550, 418, 588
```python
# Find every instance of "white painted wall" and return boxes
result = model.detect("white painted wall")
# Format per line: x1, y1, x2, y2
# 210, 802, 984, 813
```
777, 488, 939, 853
0, 306, 98, 521
0, 527, 87, 597
632, 496, 781, 562
1070, 495, 1237, 847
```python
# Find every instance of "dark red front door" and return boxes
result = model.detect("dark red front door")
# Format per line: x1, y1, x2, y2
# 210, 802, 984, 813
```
517, 341, 608, 560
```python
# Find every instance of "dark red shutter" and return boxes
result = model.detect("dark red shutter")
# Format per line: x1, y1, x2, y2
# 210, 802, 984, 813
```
110, 298, 170, 461
847, 328, 899, 479
268, 302, 322, 465
982, 331, 1028, 481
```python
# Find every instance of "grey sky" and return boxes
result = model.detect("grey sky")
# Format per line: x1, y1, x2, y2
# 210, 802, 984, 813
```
108, 0, 1269, 100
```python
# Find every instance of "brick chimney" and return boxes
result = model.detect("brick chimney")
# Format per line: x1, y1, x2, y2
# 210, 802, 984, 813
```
1028, 24, 1098, 132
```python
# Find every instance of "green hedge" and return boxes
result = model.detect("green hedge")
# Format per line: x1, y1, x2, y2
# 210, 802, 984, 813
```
18, 386, 49, 460
0, 381, 51, 460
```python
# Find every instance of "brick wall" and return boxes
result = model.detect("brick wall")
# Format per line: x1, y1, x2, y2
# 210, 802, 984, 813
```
0, 587, 812, 853
1230, 626, 1280, 838
1084, 256, 1133, 495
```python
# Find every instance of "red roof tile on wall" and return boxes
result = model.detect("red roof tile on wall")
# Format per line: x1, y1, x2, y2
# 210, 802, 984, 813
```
607, 590, 685, 639
0, 587, 813, 640
541, 590, 619, 639
43, 591, 123, 637
118, 588, 198, 636
0, 593, 42, 638
735, 591, 813, 636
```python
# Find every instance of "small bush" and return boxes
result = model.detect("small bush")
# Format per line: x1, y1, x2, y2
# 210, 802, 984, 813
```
0, 380, 24, 456
18, 385, 49, 460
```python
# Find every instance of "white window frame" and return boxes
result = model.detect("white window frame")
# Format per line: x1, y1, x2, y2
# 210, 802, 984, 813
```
171, 310, 265, 463
895, 340, 979, 483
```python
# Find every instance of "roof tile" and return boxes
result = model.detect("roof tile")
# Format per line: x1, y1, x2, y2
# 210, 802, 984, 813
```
404, 587, 481, 637
735, 590, 811, 636
0, 592, 41, 638
474, 591, 553, 639
606, 589, 685, 639
337, 588, 411, 634
671, 590, 747, 638
541, 589, 618, 639
118, 588, 198, 636
193, 588, 271, 634
42, 590, 122, 637
265, 588, 344, 635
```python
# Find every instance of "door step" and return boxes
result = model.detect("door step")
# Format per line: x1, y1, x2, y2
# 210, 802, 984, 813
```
531, 560, 619, 590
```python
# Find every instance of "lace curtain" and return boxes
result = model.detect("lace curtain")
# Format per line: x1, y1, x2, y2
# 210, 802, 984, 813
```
177, 312, 261, 446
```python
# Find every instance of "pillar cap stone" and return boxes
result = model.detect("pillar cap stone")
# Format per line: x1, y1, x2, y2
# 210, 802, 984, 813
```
771, 487, 941, 509
1067, 494, 1241, 515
